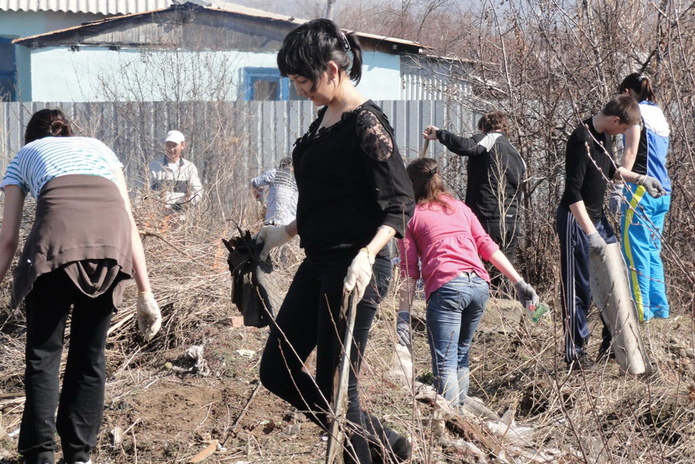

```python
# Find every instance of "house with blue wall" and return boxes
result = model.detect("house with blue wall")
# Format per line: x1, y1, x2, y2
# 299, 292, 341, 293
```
9, 2, 471, 102
0, 0, 172, 101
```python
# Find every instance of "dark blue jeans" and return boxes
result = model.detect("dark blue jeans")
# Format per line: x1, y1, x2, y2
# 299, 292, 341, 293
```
259, 250, 391, 464
20, 270, 115, 464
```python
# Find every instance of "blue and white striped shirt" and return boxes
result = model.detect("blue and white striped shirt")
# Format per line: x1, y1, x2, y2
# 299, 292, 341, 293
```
1, 136, 123, 199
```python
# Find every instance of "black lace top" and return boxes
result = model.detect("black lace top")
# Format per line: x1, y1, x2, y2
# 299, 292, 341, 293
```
292, 100, 414, 255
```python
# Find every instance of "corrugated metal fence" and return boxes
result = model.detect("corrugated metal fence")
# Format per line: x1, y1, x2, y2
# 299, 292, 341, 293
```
0, 100, 477, 207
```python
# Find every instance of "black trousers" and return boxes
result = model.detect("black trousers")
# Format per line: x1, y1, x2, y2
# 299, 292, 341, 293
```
481, 217, 520, 262
19, 270, 114, 464
259, 251, 391, 464
481, 218, 520, 292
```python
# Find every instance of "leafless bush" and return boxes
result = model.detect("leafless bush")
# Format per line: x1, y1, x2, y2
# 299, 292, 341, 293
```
1, 2, 695, 461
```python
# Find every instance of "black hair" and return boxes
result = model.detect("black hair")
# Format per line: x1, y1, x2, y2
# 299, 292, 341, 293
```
277, 18, 363, 90
619, 73, 656, 103
24, 108, 73, 144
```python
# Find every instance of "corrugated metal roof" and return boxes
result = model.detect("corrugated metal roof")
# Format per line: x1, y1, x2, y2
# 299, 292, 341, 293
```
210, 0, 306, 23
0, 0, 172, 15
0, 0, 303, 16
13, 2, 427, 53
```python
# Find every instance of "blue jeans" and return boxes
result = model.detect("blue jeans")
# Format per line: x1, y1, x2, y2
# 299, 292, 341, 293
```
426, 272, 489, 408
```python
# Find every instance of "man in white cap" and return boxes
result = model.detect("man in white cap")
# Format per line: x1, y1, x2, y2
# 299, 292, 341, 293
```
149, 130, 203, 210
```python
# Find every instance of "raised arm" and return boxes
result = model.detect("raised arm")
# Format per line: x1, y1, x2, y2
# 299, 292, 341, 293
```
423, 125, 489, 157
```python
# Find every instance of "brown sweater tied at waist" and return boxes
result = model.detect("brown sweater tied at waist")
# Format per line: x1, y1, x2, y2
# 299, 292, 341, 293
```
12, 174, 133, 308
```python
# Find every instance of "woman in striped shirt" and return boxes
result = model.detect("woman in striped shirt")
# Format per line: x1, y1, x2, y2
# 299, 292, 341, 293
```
0, 109, 161, 464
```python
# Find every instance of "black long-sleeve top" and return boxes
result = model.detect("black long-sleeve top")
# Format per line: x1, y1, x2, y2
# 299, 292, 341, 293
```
436, 129, 525, 222
559, 117, 617, 223
292, 100, 415, 255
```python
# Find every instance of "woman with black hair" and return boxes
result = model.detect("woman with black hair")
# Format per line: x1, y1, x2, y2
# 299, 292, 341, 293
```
256, 18, 414, 464
613, 73, 671, 322
0, 109, 161, 464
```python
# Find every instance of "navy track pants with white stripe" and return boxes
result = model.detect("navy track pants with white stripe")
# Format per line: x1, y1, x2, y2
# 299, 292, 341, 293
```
556, 205, 615, 363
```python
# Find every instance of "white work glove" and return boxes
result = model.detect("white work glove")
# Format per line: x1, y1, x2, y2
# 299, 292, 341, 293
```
587, 232, 607, 258
343, 248, 375, 302
256, 225, 292, 261
608, 184, 623, 215
137, 291, 162, 341
638, 175, 666, 198
396, 310, 412, 349
513, 279, 539, 309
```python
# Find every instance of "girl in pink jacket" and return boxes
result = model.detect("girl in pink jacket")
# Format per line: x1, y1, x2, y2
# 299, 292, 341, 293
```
398, 157, 538, 408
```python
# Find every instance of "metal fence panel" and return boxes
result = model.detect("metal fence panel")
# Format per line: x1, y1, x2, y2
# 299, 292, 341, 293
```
1, 99, 478, 195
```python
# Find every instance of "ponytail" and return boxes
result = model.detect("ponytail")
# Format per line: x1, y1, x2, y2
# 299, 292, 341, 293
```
406, 158, 453, 212
344, 31, 363, 84
619, 73, 657, 103
24, 108, 73, 144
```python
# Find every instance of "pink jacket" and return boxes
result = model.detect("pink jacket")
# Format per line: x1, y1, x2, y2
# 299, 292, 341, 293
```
399, 195, 499, 299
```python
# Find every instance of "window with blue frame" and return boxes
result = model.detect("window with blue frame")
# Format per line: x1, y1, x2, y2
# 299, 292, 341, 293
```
0, 38, 17, 102
242, 67, 289, 101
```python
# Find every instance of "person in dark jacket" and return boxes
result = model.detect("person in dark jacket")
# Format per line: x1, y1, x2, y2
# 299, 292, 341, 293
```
423, 111, 526, 268
255, 19, 414, 464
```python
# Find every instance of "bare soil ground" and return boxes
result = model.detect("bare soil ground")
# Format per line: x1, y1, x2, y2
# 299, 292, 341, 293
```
1, 208, 694, 464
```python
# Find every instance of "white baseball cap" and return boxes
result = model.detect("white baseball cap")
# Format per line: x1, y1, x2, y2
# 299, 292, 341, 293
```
165, 130, 185, 144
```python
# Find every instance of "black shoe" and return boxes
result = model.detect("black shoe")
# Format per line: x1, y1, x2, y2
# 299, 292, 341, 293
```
596, 346, 616, 363
371, 427, 411, 463
566, 354, 593, 372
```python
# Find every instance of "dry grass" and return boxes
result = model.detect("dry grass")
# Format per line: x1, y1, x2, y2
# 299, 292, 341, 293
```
0, 194, 694, 464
